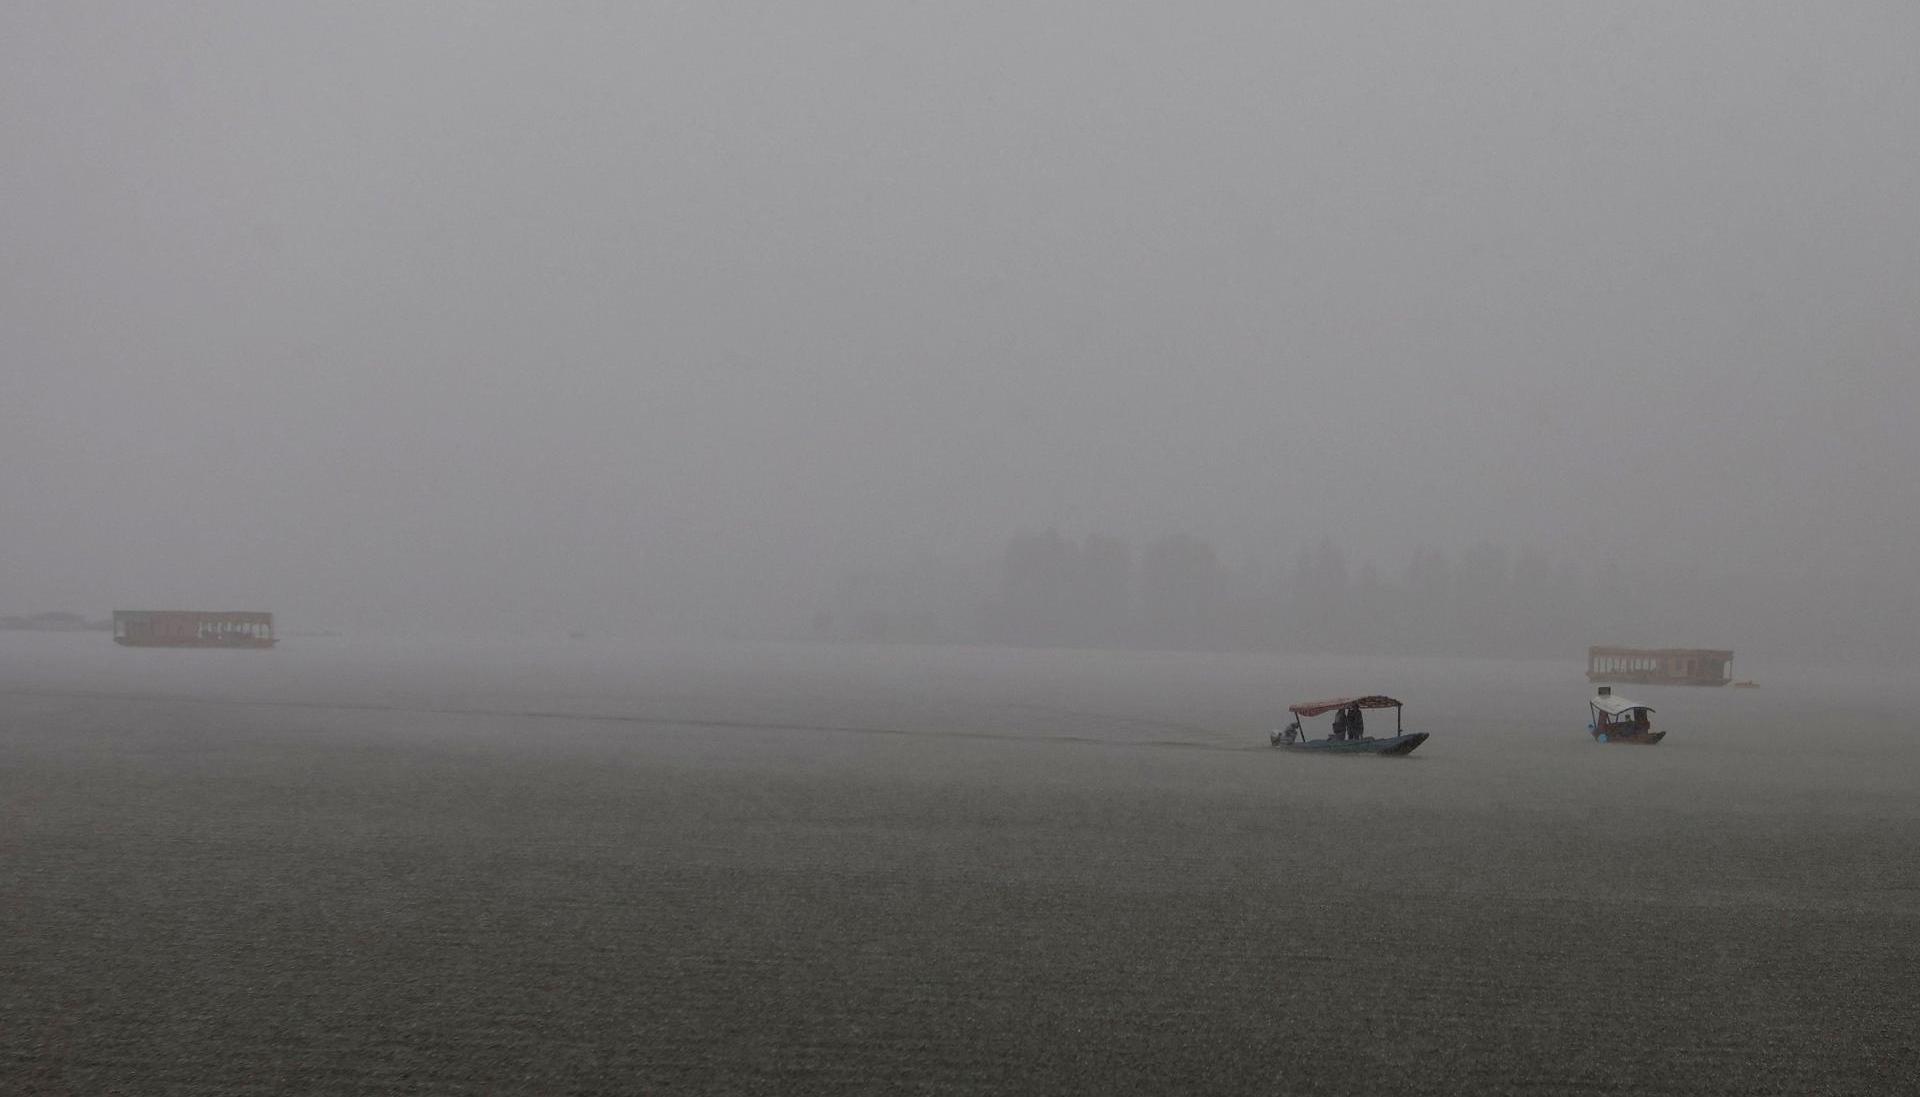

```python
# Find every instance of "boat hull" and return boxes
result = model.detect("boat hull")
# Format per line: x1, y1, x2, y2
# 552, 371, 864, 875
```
1276, 731, 1428, 756
1592, 730, 1665, 745
114, 637, 277, 649
1586, 673, 1729, 687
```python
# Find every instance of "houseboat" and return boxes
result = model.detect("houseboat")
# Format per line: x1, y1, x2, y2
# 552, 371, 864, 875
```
112, 610, 277, 648
1586, 646, 1731, 687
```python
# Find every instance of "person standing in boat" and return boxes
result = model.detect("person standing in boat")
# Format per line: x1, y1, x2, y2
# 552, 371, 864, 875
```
1331, 707, 1348, 740
1347, 704, 1365, 740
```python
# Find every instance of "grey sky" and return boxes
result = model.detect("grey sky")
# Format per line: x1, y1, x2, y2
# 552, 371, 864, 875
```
4, 3, 1916, 636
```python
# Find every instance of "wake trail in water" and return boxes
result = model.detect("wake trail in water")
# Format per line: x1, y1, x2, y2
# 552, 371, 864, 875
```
0, 686, 1267, 753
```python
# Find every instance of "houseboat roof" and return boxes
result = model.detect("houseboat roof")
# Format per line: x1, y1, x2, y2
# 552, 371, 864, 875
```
113, 609, 273, 621
1588, 645, 1732, 659
1289, 695, 1402, 718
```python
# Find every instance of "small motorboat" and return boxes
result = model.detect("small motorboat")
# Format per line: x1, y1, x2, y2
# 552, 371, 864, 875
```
1588, 686, 1665, 745
1270, 695, 1429, 756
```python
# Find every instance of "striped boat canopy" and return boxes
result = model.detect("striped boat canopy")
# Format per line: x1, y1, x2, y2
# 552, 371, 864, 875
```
1289, 695, 1402, 718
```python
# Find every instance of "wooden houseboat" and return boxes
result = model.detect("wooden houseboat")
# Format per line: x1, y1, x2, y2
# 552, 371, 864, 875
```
1586, 646, 1731, 687
113, 610, 277, 648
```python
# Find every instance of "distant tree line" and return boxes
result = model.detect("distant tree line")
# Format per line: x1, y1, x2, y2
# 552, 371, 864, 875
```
972, 531, 1591, 656
814, 529, 1918, 665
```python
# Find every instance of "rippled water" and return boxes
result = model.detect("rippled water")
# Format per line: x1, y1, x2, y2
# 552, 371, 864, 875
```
3, 634, 1915, 1093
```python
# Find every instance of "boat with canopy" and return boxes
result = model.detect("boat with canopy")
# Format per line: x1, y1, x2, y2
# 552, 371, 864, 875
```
1269, 694, 1428, 755
1588, 686, 1665, 745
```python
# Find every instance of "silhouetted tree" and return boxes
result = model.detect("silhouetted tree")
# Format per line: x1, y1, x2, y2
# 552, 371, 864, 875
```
1074, 532, 1133, 645
1140, 534, 1222, 649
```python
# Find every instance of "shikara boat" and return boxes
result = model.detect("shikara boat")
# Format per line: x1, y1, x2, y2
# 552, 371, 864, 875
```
1588, 686, 1665, 745
1269, 695, 1428, 756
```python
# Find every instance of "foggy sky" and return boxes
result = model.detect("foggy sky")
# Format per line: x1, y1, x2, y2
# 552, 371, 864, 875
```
5, 3, 1917, 642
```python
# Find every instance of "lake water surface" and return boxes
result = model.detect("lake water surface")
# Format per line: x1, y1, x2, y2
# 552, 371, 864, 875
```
4, 634, 1915, 1093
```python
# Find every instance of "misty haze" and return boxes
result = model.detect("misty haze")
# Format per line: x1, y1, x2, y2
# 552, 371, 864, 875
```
4, 4, 1916, 1094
